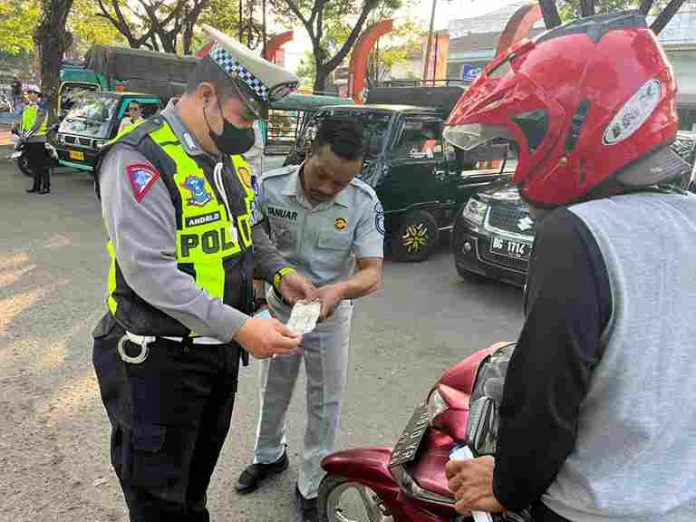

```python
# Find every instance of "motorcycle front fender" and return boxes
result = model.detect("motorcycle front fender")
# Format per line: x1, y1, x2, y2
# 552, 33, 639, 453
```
321, 446, 398, 492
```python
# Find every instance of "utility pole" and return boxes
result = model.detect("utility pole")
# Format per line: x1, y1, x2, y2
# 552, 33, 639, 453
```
423, 0, 437, 83
239, 0, 244, 42
262, 0, 268, 58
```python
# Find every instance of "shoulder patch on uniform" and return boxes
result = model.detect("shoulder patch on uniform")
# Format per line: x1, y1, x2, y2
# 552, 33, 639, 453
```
126, 163, 160, 202
374, 201, 385, 235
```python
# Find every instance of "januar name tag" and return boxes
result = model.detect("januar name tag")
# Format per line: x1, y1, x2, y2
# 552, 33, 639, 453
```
286, 300, 321, 334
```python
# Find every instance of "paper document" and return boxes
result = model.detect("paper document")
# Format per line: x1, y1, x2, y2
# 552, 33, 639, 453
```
286, 300, 321, 334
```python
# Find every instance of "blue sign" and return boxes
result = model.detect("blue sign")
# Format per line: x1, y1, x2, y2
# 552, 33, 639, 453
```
462, 64, 483, 82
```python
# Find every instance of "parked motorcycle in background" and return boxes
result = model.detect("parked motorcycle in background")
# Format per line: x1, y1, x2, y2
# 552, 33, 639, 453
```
10, 124, 60, 178
318, 342, 530, 522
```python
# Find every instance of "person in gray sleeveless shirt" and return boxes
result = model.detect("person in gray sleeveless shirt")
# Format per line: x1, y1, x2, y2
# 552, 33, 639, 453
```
442, 12, 696, 522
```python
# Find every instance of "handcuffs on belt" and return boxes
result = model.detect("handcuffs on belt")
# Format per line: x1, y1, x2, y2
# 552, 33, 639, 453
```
117, 332, 155, 364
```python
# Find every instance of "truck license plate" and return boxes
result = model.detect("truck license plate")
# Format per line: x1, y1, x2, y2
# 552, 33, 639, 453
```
69, 150, 85, 161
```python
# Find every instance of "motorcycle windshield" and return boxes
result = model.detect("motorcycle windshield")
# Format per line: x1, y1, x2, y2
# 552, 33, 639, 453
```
466, 343, 515, 455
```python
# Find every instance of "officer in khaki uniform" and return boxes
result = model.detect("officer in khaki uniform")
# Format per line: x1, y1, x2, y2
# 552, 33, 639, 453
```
237, 117, 384, 521
92, 25, 317, 521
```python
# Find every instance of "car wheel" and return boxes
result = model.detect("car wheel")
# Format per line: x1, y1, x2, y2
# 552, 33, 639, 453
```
318, 474, 393, 522
391, 210, 439, 262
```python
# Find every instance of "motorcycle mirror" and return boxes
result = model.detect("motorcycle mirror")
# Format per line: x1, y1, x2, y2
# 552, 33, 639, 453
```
466, 396, 498, 456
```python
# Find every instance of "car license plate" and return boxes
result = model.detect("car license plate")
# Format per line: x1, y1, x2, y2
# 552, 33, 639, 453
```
389, 402, 430, 468
68, 150, 85, 161
489, 236, 530, 261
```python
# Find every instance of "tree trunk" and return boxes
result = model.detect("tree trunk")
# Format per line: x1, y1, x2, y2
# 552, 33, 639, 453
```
314, 66, 328, 94
34, 0, 74, 124
183, 22, 195, 54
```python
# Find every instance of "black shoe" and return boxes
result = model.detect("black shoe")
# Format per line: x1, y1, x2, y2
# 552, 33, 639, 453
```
295, 485, 318, 522
26, 188, 38, 193
235, 452, 289, 494
38, 189, 50, 194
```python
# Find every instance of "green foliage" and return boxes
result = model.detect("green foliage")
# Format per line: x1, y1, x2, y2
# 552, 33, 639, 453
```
368, 17, 424, 84
271, 0, 405, 90
0, 0, 40, 56
69, 0, 125, 56
556, 0, 667, 21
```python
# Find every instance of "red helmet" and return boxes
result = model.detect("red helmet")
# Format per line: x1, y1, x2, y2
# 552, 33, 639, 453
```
444, 12, 680, 207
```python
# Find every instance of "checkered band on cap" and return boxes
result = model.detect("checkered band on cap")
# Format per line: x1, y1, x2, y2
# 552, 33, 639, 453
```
209, 44, 271, 102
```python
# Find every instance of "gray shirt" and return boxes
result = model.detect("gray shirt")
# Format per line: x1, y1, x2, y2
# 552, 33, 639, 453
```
254, 164, 384, 286
99, 103, 288, 342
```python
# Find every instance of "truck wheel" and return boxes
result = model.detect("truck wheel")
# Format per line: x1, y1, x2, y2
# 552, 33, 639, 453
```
391, 210, 439, 262
318, 474, 392, 522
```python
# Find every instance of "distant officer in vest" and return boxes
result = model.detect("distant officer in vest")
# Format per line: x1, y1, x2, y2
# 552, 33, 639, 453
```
236, 117, 384, 522
21, 85, 50, 195
92, 24, 317, 521
443, 13, 696, 522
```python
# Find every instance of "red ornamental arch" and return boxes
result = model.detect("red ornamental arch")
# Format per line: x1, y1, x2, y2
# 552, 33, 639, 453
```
348, 19, 394, 103
496, 3, 543, 56
264, 31, 294, 64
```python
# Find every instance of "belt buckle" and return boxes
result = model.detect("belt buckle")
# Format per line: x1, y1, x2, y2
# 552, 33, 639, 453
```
117, 335, 150, 364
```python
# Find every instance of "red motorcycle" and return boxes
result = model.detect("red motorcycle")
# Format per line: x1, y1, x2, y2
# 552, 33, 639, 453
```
318, 342, 529, 522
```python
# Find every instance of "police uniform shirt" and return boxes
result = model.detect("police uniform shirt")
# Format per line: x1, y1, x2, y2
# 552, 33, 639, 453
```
255, 164, 384, 286
100, 101, 268, 343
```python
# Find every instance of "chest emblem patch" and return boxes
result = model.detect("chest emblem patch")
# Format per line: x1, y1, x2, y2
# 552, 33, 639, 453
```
182, 176, 212, 207
334, 217, 348, 231
237, 166, 252, 187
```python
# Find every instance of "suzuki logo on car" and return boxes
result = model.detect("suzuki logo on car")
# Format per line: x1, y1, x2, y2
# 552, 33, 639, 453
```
517, 216, 534, 232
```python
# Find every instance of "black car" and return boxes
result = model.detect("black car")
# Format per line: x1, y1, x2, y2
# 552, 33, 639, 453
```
285, 104, 508, 262
452, 180, 533, 287
453, 131, 696, 287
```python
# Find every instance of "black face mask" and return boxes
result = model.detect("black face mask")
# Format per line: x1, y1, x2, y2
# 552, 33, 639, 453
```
204, 101, 255, 155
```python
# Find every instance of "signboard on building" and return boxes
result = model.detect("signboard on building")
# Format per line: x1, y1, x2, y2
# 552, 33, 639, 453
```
461, 63, 484, 82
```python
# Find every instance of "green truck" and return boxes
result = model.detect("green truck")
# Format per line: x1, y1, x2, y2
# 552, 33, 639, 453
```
59, 46, 198, 117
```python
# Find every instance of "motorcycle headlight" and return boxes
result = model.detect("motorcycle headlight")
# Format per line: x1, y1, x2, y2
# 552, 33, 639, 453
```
426, 388, 449, 426
462, 197, 489, 226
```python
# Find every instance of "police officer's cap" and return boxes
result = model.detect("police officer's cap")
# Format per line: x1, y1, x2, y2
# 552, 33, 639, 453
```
26, 85, 41, 95
202, 24, 299, 119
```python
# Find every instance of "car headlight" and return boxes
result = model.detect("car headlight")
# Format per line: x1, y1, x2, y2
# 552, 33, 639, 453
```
426, 388, 448, 426
94, 139, 105, 149
462, 197, 489, 226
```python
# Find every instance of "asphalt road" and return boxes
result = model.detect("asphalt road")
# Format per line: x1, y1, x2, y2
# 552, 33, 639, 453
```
0, 158, 524, 521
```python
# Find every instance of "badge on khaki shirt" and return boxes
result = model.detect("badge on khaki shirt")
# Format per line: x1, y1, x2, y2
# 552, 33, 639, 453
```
334, 217, 348, 231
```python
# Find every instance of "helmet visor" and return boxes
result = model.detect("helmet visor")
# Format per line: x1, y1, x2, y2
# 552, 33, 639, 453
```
443, 123, 514, 151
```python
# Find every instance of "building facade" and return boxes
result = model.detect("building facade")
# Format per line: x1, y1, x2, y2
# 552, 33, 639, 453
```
446, 0, 696, 130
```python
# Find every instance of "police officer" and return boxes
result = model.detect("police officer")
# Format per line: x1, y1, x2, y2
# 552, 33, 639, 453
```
236, 117, 384, 521
92, 25, 316, 521
21, 85, 50, 195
